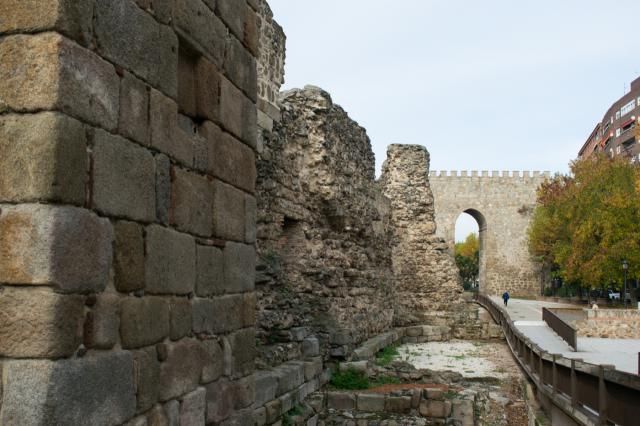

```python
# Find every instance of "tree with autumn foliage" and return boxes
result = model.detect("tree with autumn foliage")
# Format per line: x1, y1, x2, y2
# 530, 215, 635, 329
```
455, 233, 479, 290
528, 154, 640, 290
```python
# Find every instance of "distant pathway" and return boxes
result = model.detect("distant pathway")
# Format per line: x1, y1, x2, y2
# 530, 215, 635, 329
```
491, 297, 640, 374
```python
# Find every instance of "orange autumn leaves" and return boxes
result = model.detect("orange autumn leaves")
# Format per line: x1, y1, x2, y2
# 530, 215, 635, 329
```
528, 154, 640, 288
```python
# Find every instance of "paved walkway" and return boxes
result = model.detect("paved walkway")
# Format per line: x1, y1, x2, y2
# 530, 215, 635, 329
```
490, 297, 640, 374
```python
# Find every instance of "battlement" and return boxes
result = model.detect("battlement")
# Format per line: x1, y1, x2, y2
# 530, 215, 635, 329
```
429, 170, 553, 178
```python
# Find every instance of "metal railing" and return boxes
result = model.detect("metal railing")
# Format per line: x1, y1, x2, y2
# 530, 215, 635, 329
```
475, 293, 640, 426
542, 308, 578, 351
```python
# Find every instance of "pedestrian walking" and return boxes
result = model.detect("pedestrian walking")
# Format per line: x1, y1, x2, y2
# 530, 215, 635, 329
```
502, 291, 510, 307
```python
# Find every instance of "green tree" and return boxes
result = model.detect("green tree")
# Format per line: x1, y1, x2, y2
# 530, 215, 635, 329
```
455, 233, 479, 289
528, 154, 640, 289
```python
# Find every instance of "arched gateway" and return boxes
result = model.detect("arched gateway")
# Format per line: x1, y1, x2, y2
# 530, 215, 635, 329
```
429, 170, 550, 297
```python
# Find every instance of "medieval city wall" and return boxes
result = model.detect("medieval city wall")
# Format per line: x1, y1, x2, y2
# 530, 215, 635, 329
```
0, 0, 260, 424
430, 171, 550, 297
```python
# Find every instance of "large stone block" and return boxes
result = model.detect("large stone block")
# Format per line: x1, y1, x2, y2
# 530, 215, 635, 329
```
158, 338, 204, 401
150, 89, 194, 165
213, 181, 246, 241
219, 77, 257, 148
145, 225, 196, 295
357, 393, 385, 412
1, 352, 135, 425
94, 0, 177, 97
0, 287, 83, 358
0, 112, 86, 204
132, 347, 160, 413
92, 129, 156, 222
216, 0, 247, 42
224, 36, 257, 102
205, 378, 254, 424
200, 122, 256, 193
194, 58, 222, 123
254, 370, 277, 407
0, 33, 119, 131
327, 392, 355, 410
114, 221, 145, 293
174, 0, 227, 67
171, 167, 214, 236
228, 328, 255, 378
120, 297, 170, 349
84, 293, 120, 350
201, 339, 224, 383
196, 245, 225, 297
274, 362, 304, 396
245, 195, 257, 243
155, 153, 171, 225
0, 0, 93, 46
0, 204, 113, 293
119, 72, 150, 145
169, 297, 192, 341
223, 242, 256, 293
192, 295, 243, 335
179, 387, 206, 425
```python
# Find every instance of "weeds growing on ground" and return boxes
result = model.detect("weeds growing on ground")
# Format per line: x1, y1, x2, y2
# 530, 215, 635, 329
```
375, 345, 400, 366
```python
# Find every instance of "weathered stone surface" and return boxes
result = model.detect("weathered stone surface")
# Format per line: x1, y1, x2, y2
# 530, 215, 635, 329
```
224, 36, 257, 102
155, 153, 171, 225
224, 242, 256, 293
171, 168, 214, 236
213, 180, 247, 241
0, 0, 93, 46
327, 392, 355, 410
194, 59, 222, 123
150, 89, 193, 166
0, 112, 86, 204
205, 378, 254, 424
0, 287, 83, 358
228, 328, 256, 378
0, 33, 120, 130
132, 347, 160, 413
120, 297, 170, 349
242, 292, 256, 327
419, 400, 452, 418
124, 415, 148, 426
84, 293, 120, 349
201, 339, 224, 383
274, 362, 304, 395
158, 338, 204, 401
179, 387, 206, 425
385, 396, 412, 413
94, 0, 177, 98
302, 338, 320, 358
357, 393, 385, 412
0, 204, 113, 292
169, 297, 192, 341
244, 4, 259, 56
450, 399, 474, 426
1, 352, 135, 425
245, 195, 257, 243
254, 370, 277, 407
92, 129, 156, 222
219, 77, 257, 148
119, 72, 150, 145
216, 0, 247, 42
253, 407, 267, 426
145, 225, 196, 295
303, 358, 323, 381
164, 400, 180, 426
174, 0, 227, 67
200, 122, 257, 193
114, 221, 145, 293
196, 245, 224, 297
145, 404, 169, 426
264, 399, 281, 424
193, 295, 244, 335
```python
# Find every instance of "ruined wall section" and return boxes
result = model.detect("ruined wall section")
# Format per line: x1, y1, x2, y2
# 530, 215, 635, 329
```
256, 87, 394, 367
0, 0, 259, 424
380, 145, 464, 326
430, 171, 548, 297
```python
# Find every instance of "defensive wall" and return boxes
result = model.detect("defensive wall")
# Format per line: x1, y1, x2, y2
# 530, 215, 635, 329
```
430, 170, 551, 297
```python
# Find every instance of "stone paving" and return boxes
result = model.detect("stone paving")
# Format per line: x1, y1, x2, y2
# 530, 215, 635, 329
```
493, 297, 640, 374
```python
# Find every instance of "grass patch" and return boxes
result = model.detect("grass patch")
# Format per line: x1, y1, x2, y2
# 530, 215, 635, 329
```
330, 368, 370, 390
375, 345, 400, 366
370, 375, 402, 387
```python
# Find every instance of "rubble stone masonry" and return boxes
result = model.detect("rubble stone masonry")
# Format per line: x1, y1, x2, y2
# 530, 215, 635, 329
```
0, 0, 259, 424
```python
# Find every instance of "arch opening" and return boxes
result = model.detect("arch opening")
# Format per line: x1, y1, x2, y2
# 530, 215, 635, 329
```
454, 209, 487, 292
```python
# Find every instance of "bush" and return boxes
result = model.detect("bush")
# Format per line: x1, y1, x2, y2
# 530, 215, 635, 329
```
375, 345, 399, 366
330, 368, 369, 390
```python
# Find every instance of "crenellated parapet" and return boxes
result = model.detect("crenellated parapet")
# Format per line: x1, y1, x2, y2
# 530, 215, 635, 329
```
429, 170, 552, 178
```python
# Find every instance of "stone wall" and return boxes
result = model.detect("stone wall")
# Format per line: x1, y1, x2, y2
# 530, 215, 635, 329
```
0, 0, 259, 424
255, 86, 394, 364
429, 170, 550, 297
575, 309, 640, 339
380, 145, 465, 326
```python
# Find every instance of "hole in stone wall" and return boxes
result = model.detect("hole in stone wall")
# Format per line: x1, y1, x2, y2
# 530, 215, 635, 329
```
279, 217, 305, 261
177, 41, 200, 119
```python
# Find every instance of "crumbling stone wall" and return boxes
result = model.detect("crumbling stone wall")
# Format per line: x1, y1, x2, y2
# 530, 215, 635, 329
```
255, 86, 395, 365
380, 145, 465, 326
0, 0, 259, 424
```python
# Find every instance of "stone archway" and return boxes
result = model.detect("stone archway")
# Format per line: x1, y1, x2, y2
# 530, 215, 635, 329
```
430, 171, 549, 297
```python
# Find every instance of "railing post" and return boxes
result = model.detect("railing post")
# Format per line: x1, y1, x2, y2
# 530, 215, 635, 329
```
571, 359, 578, 408
552, 354, 558, 395
598, 365, 608, 425
539, 351, 545, 385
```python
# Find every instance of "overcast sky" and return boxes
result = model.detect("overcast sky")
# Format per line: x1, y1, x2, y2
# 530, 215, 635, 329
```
268, 0, 640, 239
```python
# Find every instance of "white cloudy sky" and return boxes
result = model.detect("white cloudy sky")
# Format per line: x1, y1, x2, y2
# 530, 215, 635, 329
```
268, 0, 640, 239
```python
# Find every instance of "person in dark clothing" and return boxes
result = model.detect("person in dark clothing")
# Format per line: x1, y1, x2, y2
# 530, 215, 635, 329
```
502, 291, 510, 306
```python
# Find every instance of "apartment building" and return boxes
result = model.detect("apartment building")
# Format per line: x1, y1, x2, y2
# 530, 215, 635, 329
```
578, 77, 640, 161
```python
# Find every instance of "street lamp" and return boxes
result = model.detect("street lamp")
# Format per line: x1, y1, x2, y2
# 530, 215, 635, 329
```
622, 260, 629, 308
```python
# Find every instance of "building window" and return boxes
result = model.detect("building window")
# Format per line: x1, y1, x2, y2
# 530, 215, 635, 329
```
616, 111, 621, 120
616, 128, 621, 137
621, 100, 636, 116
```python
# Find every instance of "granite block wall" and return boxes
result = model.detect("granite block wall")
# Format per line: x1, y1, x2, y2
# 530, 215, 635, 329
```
0, 0, 259, 424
